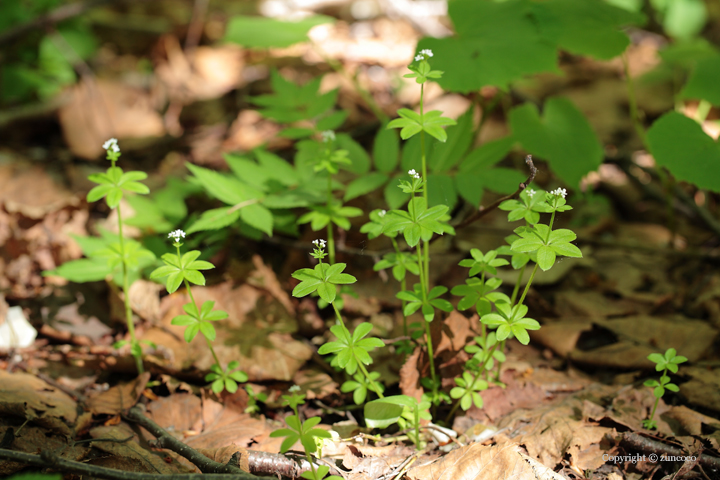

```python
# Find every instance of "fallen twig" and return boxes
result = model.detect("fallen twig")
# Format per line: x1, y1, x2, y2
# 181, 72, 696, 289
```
620, 432, 720, 471
0, 448, 255, 480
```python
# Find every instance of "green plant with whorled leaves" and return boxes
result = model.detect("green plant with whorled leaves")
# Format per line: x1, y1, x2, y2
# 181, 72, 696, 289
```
642, 348, 687, 430
150, 229, 247, 394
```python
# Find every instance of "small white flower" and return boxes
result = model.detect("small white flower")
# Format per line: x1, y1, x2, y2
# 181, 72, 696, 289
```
321, 130, 335, 142
408, 169, 420, 179
551, 188, 567, 199
313, 239, 327, 249
378, 210, 387, 217
420, 49, 433, 57
288, 385, 301, 393
168, 229, 186, 242
526, 189, 536, 198
102, 138, 120, 153
414, 54, 423, 62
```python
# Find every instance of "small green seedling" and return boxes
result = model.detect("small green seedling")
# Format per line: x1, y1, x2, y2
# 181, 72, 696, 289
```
643, 348, 687, 430
270, 386, 341, 480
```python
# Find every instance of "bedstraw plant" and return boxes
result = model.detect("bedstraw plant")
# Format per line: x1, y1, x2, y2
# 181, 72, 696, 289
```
270, 386, 342, 480
643, 348, 687, 430
150, 229, 248, 394
85, 138, 154, 374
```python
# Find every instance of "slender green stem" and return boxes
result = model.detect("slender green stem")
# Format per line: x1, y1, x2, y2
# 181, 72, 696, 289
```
391, 237, 409, 338
412, 405, 421, 449
546, 211, 557, 236
493, 340, 505, 382
622, 53, 647, 148
647, 397, 660, 428
205, 336, 222, 368
418, 83, 438, 400
326, 174, 335, 264
423, 319, 437, 387
116, 203, 143, 375
647, 367, 667, 426
305, 452, 318, 480
510, 264, 527, 305
356, 360, 384, 399
517, 263, 539, 307
331, 302, 345, 326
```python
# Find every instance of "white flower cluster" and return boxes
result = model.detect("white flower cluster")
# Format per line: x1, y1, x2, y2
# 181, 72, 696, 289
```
526, 189, 536, 198
415, 49, 434, 61
103, 138, 120, 153
168, 229, 186, 242
408, 169, 420, 179
313, 239, 327, 249
321, 130, 335, 142
378, 210, 387, 217
551, 188, 567, 199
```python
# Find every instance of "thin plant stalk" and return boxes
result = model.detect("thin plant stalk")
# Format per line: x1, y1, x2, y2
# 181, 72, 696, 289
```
391, 237, 409, 338
326, 167, 336, 265
116, 198, 144, 374
418, 82, 438, 398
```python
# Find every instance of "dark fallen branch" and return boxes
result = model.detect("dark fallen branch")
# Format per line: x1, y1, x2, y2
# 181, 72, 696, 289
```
620, 432, 720, 470
453, 155, 538, 231
124, 406, 243, 475
0, 448, 253, 480
124, 406, 342, 478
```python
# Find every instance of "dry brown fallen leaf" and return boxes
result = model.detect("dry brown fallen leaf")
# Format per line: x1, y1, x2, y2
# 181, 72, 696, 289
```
89, 424, 189, 474
0, 424, 89, 477
407, 442, 560, 480
144, 281, 312, 381
0, 369, 81, 436
58, 79, 165, 159
86, 372, 151, 415
154, 35, 245, 104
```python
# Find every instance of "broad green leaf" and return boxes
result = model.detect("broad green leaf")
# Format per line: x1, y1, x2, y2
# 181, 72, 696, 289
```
417, 0, 558, 92
43, 259, 111, 282
509, 97, 603, 188
646, 112, 720, 192
240, 203, 273, 236
373, 123, 400, 173
530, 0, 645, 59
186, 207, 242, 234
187, 163, 261, 205
225, 154, 269, 191
427, 174, 457, 210
254, 148, 298, 186
344, 173, 388, 201
455, 136, 524, 206
224, 15, 334, 48
660, 0, 707, 40
316, 110, 348, 131
364, 395, 415, 429
417, 0, 641, 93
400, 135, 434, 172
336, 133, 371, 174
680, 55, 720, 106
